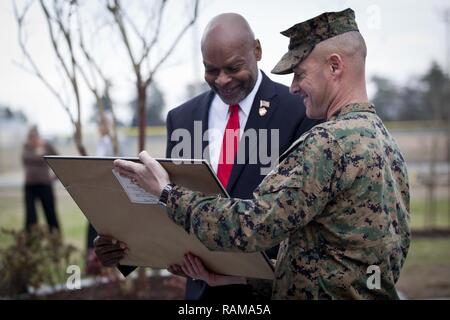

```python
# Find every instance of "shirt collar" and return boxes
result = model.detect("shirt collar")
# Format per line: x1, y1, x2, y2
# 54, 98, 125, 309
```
329, 102, 376, 121
237, 69, 263, 117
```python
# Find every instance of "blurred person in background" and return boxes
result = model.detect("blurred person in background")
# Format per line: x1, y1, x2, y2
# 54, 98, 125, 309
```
22, 125, 60, 233
86, 113, 116, 275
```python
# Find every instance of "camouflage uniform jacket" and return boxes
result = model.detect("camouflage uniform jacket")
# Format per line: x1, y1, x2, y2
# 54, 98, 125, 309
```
166, 102, 411, 299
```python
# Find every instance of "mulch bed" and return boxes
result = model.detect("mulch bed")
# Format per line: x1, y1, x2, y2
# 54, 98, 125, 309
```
31, 275, 185, 300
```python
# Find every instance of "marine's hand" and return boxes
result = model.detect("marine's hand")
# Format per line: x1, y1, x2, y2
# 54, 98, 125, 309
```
113, 151, 171, 196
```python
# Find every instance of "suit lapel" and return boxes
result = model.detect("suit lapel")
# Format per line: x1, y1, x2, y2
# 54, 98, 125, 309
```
226, 72, 278, 193
193, 91, 214, 162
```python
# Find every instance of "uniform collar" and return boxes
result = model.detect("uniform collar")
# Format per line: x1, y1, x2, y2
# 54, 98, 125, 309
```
328, 102, 376, 121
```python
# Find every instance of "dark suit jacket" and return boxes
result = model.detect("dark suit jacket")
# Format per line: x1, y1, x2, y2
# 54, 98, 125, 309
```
119, 71, 319, 300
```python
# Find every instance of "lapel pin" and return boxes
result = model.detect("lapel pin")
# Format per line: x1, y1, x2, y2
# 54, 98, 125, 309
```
259, 108, 267, 116
259, 100, 270, 116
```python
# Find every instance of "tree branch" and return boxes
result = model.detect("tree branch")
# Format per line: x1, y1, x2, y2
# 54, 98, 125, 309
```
138, 0, 167, 66
13, 0, 76, 126
107, 0, 140, 76
145, 0, 199, 87
49, 0, 82, 122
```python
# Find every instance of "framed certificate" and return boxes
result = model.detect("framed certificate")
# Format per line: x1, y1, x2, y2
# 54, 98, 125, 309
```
44, 156, 274, 279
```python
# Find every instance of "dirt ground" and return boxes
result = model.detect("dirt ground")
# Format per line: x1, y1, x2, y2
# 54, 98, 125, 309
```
33, 261, 450, 300
33, 275, 186, 300
397, 264, 450, 299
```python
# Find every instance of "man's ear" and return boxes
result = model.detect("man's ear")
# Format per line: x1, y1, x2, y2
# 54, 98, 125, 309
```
328, 53, 343, 77
254, 39, 262, 61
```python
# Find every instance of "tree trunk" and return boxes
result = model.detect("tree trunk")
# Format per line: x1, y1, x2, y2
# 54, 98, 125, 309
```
138, 84, 147, 153
447, 102, 450, 228
74, 123, 87, 156
425, 98, 440, 229
426, 133, 437, 228
111, 122, 120, 156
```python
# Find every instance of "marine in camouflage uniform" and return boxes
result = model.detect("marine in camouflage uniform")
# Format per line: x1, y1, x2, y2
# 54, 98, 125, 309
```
165, 8, 410, 299
166, 101, 410, 299
115, 8, 411, 299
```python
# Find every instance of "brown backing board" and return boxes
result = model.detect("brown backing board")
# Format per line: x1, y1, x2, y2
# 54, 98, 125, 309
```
44, 156, 274, 279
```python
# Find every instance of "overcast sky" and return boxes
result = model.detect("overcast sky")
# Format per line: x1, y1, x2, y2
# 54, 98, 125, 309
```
0, 0, 448, 135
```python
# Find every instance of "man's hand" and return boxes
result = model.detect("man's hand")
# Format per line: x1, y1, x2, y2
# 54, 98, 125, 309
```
170, 253, 247, 287
167, 264, 189, 278
113, 151, 171, 196
93, 235, 128, 267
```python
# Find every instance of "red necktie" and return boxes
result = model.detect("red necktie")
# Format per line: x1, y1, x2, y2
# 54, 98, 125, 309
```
217, 104, 240, 188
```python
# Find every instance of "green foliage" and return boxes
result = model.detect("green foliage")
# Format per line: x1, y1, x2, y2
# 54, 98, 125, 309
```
371, 61, 450, 121
371, 76, 404, 121
0, 226, 78, 298
421, 62, 450, 120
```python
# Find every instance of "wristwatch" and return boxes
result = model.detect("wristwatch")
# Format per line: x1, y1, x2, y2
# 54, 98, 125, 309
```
158, 183, 175, 207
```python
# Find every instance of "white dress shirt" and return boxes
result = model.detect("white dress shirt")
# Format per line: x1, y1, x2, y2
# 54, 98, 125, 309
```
208, 69, 263, 173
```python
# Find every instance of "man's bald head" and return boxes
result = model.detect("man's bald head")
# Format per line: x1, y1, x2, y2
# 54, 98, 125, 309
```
289, 31, 369, 119
200, 13, 262, 105
201, 13, 256, 54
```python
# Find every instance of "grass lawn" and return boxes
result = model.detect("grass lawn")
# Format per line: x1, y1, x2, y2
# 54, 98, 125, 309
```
410, 198, 450, 230
0, 187, 88, 269
1, 186, 449, 299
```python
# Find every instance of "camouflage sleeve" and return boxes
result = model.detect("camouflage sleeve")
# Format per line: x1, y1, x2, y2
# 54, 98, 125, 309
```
166, 128, 345, 252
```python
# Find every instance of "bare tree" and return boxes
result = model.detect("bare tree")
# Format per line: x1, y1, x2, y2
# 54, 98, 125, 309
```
444, 8, 450, 227
420, 62, 450, 229
13, 0, 119, 156
103, 0, 200, 289
14, 0, 200, 155
106, 0, 200, 151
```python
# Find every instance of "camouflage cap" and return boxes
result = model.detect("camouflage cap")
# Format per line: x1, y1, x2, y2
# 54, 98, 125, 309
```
271, 8, 359, 75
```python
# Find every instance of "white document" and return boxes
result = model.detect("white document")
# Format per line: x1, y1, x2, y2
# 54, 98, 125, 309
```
112, 169, 159, 204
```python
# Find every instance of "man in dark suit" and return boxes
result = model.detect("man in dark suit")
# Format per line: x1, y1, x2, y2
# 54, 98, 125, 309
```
94, 13, 318, 300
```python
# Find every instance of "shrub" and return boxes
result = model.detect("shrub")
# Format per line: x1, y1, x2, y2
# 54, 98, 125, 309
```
0, 226, 78, 298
